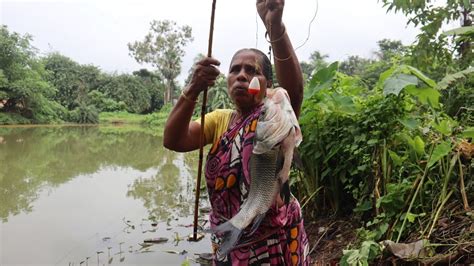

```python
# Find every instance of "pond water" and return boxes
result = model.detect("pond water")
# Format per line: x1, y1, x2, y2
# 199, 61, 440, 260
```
0, 125, 211, 265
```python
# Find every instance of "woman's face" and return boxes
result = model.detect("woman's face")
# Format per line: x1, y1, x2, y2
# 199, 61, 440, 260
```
227, 50, 271, 113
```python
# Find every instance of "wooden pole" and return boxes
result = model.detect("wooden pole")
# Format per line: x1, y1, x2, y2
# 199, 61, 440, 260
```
193, 0, 217, 241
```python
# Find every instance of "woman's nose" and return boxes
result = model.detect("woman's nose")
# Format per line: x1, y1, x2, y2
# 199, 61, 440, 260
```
236, 69, 249, 82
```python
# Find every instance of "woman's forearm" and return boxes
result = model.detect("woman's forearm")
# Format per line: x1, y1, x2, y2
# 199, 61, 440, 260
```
163, 57, 220, 152
163, 89, 200, 152
268, 23, 304, 118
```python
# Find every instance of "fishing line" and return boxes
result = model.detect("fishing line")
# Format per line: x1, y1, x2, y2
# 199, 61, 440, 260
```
256, 11, 259, 48
264, 0, 319, 64
294, 0, 319, 51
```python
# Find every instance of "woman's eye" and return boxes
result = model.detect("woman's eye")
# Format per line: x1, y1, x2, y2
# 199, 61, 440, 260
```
230, 66, 240, 73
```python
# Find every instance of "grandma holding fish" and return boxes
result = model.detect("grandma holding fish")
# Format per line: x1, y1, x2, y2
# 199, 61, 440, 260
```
164, 0, 310, 264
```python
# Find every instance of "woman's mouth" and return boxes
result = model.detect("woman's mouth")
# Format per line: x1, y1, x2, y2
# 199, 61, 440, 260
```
232, 85, 249, 94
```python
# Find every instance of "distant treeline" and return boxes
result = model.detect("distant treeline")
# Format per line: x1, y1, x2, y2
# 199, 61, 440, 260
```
1, 16, 472, 126
0, 25, 168, 124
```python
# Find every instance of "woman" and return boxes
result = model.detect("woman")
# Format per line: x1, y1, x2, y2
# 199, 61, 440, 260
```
164, 0, 309, 264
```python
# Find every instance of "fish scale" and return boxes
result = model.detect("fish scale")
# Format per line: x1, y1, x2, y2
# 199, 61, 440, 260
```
232, 149, 280, 230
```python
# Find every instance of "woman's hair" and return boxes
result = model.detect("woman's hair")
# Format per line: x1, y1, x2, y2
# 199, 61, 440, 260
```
230, 48, 273, 84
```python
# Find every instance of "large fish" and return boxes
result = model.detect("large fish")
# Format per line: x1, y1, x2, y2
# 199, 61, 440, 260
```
211, 87, 302, 256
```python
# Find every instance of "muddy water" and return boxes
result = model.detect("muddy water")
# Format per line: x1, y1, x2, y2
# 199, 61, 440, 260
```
0, 125, 211, 265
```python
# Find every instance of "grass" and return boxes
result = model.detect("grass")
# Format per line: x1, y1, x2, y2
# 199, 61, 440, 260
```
98, 110, 170, 136
141, 112, 169, 128
99, 111, 148, 125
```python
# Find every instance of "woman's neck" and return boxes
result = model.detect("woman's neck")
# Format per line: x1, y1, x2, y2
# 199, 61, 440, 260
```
235, 109, 251, 118
235, 102, 263, 118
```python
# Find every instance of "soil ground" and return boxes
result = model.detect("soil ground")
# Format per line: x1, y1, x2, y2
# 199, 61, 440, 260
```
304, 215, 358, 265
304, 214, 474, 265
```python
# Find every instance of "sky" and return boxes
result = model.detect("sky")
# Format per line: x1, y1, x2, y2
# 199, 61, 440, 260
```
1, 0, 421, 84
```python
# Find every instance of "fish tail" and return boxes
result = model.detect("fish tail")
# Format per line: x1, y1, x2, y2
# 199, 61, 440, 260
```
248, 213, 266, 236
280, 180, 291, 205
213, 222, 243, 256
201, 227, 213, 234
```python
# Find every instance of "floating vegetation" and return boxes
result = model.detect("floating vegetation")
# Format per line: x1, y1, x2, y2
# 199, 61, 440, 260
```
143, 237, 168, 244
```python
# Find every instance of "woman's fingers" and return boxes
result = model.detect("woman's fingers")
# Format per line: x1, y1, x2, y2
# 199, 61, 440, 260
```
197, 57, 220, 80
256, 0, 284, 26
256, 0, 284, 10
195, 63, 220, 81
189, 57, 221, 92
197, 57, 221, 67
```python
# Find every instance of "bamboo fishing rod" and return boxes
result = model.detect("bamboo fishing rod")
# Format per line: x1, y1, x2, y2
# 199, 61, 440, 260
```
193, 0, 217, 241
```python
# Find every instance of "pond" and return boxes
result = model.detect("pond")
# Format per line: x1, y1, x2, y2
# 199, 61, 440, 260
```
0, 125, 211, 265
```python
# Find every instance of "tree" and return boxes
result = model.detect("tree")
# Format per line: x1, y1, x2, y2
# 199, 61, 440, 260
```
300, 50, 329, 81
0, 26, 63, 123
381, 1, 473, 124
97, 74, 151, 114
339, 55, 372, 77
338, 39, 409, 87
374, 39, 408, 61
128, 20, 193, 104
42, 53, 101, 110
380, 0, 473, 76
42, 53, 80, 109
133, 68, 165, 112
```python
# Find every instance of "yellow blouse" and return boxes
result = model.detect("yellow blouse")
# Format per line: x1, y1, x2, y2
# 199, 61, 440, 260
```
196, 109, 233, 145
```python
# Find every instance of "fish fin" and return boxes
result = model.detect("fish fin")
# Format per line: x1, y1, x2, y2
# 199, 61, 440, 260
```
248, 213, 266, 236
276, 147, 286, 173
201, 227, 213, 234
292, 148, 304, 170
213, 222, 242, 256
280, 180, 291, 205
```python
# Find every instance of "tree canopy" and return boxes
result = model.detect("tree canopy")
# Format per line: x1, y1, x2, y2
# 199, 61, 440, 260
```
0, 26, 168, 124
381, 0, 473, 76
128, 20, 193, 104
0, 25, 63, 124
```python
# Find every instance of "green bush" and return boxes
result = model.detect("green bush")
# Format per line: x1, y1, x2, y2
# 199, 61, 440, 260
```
69, 103, 99, 124
30, 98, 67, 124
0, 112, 31, 125
88, 90, 127, 112
296, 63, 472, 257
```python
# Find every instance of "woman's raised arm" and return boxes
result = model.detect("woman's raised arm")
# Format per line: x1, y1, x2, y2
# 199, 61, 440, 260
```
257, 0, 304, 117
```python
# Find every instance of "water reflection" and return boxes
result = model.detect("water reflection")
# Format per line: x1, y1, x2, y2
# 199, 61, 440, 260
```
126, 151, 197, 221
1, 125, 213, 265
0, 125, 194, 222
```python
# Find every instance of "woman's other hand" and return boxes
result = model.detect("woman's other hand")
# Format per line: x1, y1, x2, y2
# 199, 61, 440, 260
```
186, 57, 221, 99
256, 0, 303, 118
256, 0, 284, 27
